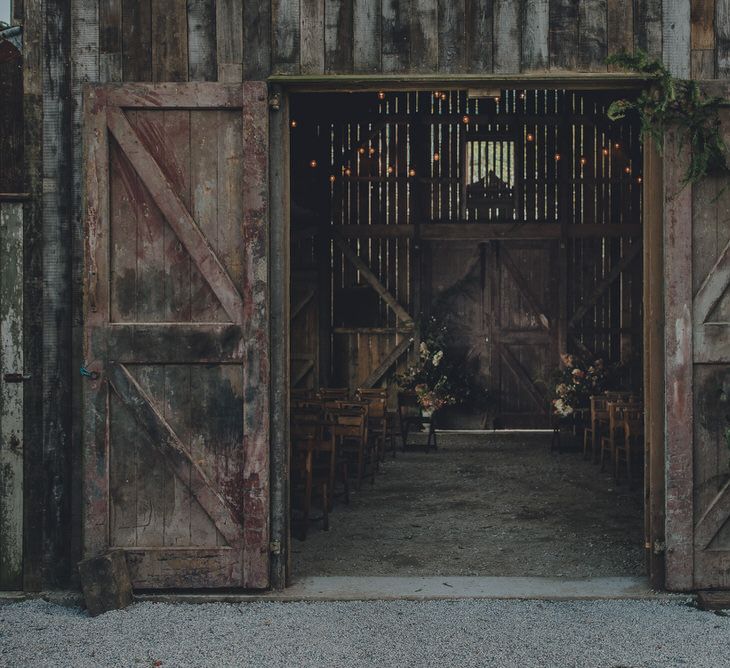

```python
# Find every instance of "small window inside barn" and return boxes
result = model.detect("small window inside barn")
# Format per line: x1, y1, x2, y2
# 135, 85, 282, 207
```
0, 28, 23, 193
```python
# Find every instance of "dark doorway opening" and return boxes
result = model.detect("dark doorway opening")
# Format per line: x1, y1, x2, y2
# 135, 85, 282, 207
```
287, 87, 645, 580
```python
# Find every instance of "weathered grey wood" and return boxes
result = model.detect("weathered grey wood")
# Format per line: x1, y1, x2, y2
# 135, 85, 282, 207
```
438, 0, 465, 73
108, 363, 243, 547
362, 336, 414, 388
0, 202, 23, 589
43, 0, 74, 587
103, 82, 243, 108
522, 0, 549, 71
353, 0, 381, 72
607, 0, 632, 68
244, 0, 272, 78
301, 0, 325, 73
334, 233, 414, 325
151, 0, 188, 81
410, 0, 438, 72
549, 0, 579, 70
268, 84, 290, 590
663, 0, 691, 79
382, 0, 411, 72
272, 0, 300, 74
636, 0, 663, 58
494, 0, 520, 74
325, 0, 354, 72
99, 0, 122, 82
717, 0, 730, 78
187, 0, 217, 81
121, 0, 152, 81
663, 127, 694, 591
500, 245, 550, 330
579, 0, 607, 71
216, 0, 243, 81
105, 106, 245, 324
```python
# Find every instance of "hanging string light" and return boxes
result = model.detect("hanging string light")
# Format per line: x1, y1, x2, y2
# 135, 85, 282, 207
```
602, 147, 609, 156
434, 91, 441, 98
636, 176, 643, 184
344, 167, 352, 176
624, 165, 631, 174
387, 165, 394, 175
493, 96, 500, 103
408, 167, 416, 177
358, 146, 366, 155
579, 156, 587, 166
440, 92, 447, 101
368, 146, 376, 156
554, 153, 561, 161
526, 133, 535, 142
462, 115, 470, 124
290, 119, 297, 128
433, 152, 440, 162
614, 142, 621, 150
377, 91, 385, 100
309, 159, 318, 168
329, 174, 336, 183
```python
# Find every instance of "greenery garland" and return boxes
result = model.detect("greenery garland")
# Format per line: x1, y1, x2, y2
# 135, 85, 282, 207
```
606, 50, 729, 186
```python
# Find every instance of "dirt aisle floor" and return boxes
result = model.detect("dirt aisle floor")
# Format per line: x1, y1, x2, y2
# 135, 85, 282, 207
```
293, 432, 644, 578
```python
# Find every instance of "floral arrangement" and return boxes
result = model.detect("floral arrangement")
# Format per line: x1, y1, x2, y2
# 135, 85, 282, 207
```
396, 318, 463, 413
552, 354, 611, 417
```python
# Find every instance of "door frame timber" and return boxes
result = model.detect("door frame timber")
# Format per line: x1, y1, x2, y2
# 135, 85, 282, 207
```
269, 74, 663, 590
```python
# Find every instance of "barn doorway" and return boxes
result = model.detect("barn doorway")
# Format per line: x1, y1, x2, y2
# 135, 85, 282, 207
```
286, 87, 648, 581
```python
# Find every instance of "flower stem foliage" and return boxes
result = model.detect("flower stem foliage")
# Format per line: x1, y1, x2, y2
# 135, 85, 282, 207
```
607, 50, 729, 186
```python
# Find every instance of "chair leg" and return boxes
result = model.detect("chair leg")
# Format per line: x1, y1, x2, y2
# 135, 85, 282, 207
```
322, 483, 329, 531
356, 447, 364, 490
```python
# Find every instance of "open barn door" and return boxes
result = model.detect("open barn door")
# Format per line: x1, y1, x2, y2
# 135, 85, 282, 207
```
664, 84, 730, 591
82, 83, 270, 589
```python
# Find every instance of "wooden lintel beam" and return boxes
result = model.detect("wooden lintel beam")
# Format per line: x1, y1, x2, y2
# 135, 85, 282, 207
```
362, 337, 414, 388
568, 242, 642, 329
333, 233, 414, 326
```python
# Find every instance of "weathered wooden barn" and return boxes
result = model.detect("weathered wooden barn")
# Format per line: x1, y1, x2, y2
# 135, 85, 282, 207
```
1, 1, 730, 597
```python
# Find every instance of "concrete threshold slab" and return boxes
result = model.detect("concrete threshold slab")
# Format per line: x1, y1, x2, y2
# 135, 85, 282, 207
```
134, 576, 690, 605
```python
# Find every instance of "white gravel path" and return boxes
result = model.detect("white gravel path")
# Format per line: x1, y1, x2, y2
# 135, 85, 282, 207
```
1, 598, 729, 667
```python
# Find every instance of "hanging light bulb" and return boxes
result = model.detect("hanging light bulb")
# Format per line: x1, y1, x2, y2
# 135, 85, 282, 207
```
526, 133, 535, 142
554, 153, 561, 161
290, 119, 297, 128
309, 159, 318, 168
433, 152, 440, 162
493, 96, 500, 103
377, 91, 386, 100
614, 142, 621, 150
344, 167, 352, 176
368, 146, 376, 156
462, 115, 470, 124
440, 93, 447, 101
519, 92, 525, 100
358, 146, 366, 155
636, 176, 643, 184
602, 147, 609, 156
579, 156, 587, 166
387, 165, 394, 175
329, 174, 336, 183
408, 167, 416, 177
434, 91, 441, 98
624, 165, 631, 174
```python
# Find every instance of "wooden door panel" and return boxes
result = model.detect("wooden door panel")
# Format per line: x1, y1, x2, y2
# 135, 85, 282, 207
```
83, 83, 269, 589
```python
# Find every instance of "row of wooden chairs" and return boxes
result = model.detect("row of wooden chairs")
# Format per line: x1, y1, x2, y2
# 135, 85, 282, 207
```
583, 391, 644, 488
290, 387, 397, 538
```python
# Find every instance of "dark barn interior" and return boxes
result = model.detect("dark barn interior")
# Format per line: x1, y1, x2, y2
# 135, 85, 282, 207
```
288, 88, 645, 578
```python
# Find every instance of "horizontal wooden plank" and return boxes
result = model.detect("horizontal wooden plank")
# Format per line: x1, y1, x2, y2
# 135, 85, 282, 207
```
95, 325, 244, 363
91, 83, 245, 108
267, 73, 649, 92
124, 548, 242, 589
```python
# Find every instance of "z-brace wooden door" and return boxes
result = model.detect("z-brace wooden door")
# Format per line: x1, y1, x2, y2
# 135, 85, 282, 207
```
665, 83, 730, 591
489, 241, 560, 428
82, 83, 270, 589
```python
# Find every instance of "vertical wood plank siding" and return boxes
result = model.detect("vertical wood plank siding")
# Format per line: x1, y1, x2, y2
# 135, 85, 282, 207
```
81, 1, 730, 79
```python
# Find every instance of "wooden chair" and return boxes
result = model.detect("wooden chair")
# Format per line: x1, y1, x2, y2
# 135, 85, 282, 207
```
584, 396, 609, 461
600, 400, 642, 472
356, 388, 392, 462
616, 408, 644, 488
290, 418, 333, 539
326, 406, 374, 490
398, 391, 437, 452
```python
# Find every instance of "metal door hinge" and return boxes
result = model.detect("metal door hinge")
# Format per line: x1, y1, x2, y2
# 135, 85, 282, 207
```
269, 93, 281, 111
3, 373, 31, 383
646, 540, 666, 554
269, 540, 281, 555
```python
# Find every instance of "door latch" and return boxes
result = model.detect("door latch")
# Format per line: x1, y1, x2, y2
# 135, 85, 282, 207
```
3, 373, 30, 383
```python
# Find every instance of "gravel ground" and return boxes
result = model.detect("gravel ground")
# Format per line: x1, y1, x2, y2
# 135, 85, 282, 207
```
295, 433, 643, 577
2, 598, 729, 667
